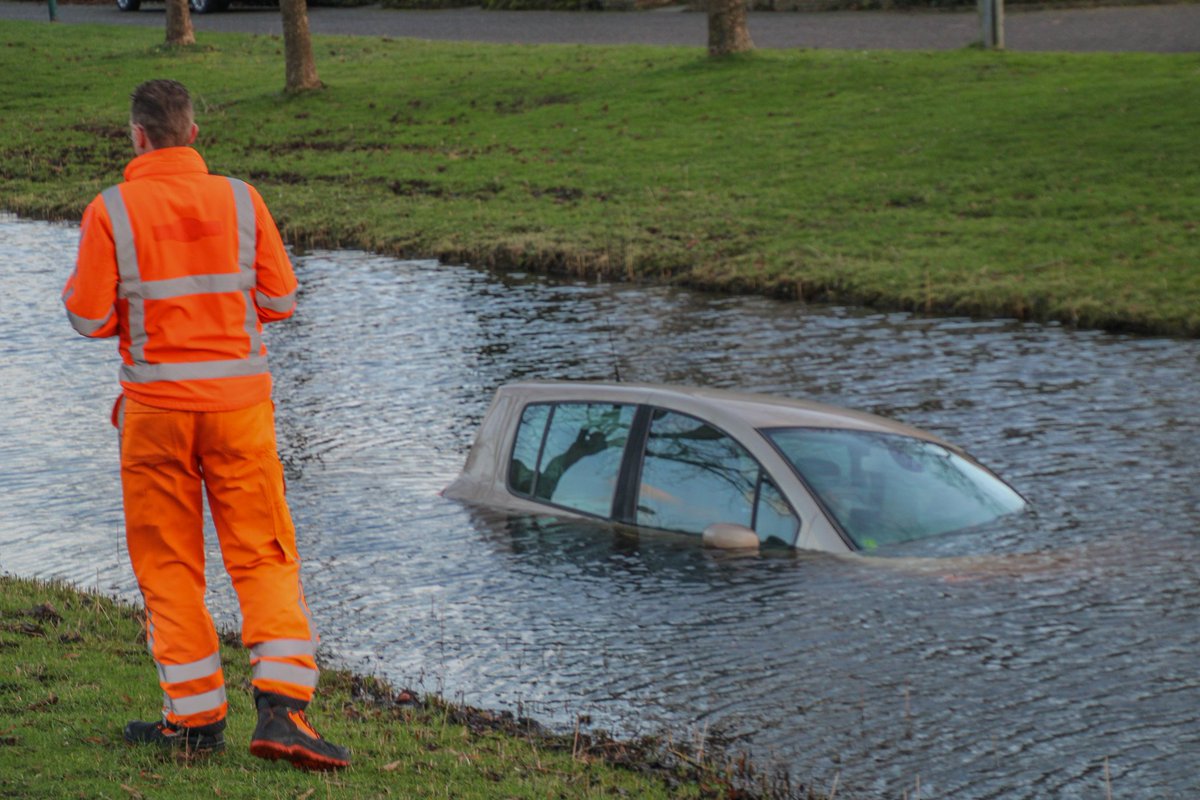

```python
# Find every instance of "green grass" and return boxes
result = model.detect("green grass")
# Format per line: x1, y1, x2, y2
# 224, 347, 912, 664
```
0, 574, 786, 799
2, 21, 1198, 335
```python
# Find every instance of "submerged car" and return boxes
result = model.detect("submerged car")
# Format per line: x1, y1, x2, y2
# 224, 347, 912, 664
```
444, 382, 1026, 554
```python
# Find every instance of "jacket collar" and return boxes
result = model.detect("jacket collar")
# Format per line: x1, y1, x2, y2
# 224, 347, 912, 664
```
123, 147, 209, 182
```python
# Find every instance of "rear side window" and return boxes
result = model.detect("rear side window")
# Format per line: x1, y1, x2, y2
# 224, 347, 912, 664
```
508, 402, 635, 518
509, 404, 551, 496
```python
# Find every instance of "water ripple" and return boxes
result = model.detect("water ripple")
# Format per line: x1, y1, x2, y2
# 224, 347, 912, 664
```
2, 215, 1199, 797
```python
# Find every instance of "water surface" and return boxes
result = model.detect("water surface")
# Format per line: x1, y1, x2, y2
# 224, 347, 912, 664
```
2, 214, 1197, 799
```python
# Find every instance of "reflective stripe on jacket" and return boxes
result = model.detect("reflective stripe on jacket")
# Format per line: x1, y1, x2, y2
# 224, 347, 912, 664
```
63, 147, 297, 412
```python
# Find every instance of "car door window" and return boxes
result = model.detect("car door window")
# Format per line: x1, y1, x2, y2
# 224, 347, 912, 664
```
636, 409, 758, 535
509, 402, 635, 518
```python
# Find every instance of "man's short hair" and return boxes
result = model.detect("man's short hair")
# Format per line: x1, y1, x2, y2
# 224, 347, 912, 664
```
130, 79, 194, 149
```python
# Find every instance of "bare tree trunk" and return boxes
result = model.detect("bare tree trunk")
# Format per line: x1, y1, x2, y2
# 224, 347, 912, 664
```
165, 0, 195, 47
707, 0, 754, 57
280, 0, 322, 92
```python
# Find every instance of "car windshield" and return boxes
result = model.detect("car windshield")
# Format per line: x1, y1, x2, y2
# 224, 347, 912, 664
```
764, 427, 1026, 551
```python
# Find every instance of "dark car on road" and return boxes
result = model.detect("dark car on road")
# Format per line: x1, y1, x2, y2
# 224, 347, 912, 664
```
118, 0, 243, 13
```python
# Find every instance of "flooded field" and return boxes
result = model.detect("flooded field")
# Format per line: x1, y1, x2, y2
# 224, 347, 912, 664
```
2, 214, 1197, 799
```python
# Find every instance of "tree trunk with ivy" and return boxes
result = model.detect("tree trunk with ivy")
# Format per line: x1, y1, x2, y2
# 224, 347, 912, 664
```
165, 0, 195, 47
280, 0, 322, 92
707, 0, 754, 56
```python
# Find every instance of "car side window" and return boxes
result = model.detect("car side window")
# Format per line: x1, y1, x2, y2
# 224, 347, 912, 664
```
509, 402, 635, 518
755, 476, 800, 547
509, 404, 551, 496
635, 409, 759, 535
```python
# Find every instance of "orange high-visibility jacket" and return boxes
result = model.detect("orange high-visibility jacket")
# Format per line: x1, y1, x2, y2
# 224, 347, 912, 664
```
63, 147, 297, 411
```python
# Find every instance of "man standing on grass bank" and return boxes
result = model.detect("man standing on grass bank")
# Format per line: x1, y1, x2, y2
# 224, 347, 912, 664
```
62, 79, 350, 771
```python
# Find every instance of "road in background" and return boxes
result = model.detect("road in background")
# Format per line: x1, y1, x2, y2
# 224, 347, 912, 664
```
2, 0, 1198, 52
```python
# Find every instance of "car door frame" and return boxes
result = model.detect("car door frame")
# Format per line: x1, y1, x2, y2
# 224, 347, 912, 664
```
608, 404, 804, 547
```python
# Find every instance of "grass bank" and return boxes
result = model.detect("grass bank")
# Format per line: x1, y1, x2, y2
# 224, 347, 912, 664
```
0, 574, 807, 799
1, 21, 1198, 335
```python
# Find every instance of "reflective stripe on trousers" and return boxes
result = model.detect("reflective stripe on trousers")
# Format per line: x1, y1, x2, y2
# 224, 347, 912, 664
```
100, 177, 270, 384
251, 638, 320, 690
143, 610, 229, 726
151, 647, 228, 719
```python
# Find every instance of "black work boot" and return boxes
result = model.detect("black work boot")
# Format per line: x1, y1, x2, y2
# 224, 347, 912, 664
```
124, 717, 226, 753
249, 691, 350, 771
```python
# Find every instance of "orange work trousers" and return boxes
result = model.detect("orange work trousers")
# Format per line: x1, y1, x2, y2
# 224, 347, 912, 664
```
118, 396, 319, 728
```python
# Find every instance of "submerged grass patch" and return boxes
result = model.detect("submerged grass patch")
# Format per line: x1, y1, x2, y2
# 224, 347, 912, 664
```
0, 574, 803, 799
1, 21, 1198, 334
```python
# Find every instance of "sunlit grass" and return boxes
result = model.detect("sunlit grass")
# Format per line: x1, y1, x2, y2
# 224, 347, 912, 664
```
1, 21, 1197, 334
0, 574, 770, 799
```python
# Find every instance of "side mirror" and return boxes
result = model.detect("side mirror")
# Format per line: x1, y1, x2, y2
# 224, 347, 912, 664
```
702, 523, 760, 550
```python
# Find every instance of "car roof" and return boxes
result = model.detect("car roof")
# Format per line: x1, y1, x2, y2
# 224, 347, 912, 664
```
495, 380, 951, 446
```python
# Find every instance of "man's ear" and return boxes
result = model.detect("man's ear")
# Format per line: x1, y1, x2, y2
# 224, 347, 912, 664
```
187, 122, 199, 145
130, 123, 151, 154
